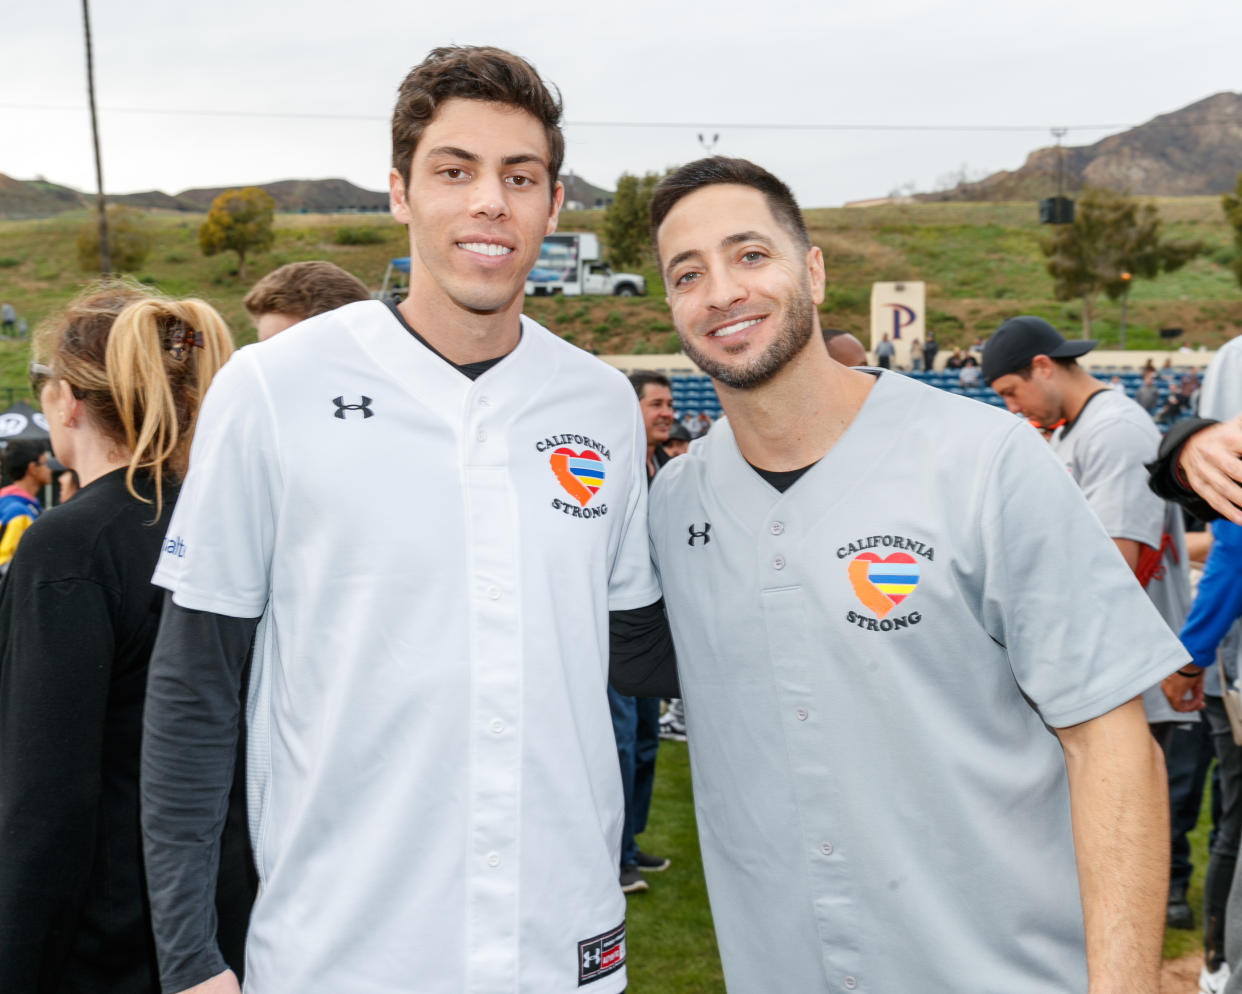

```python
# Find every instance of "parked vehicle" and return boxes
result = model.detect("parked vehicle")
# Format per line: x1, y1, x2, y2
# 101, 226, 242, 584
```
525, 233, 645, 297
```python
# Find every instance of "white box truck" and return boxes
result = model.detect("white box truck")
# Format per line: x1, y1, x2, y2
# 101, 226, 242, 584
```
525, 233, 646, 297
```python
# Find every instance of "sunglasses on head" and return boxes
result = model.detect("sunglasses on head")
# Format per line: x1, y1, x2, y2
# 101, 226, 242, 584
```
28, 362, 54, 396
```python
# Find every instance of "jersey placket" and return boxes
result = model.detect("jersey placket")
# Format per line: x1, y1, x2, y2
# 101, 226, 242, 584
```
758, 504, 865, 992
462, 382, 523, 992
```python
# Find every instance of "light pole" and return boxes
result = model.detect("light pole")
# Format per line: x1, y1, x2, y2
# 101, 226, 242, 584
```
1118, 271, 1132, 349
82, 0, 109, 275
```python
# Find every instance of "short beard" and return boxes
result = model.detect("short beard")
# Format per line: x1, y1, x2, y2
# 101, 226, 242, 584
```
678, 282, 816, 390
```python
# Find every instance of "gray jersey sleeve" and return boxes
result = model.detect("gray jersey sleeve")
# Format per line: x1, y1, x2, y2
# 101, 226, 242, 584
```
1073, 418, 1164, 548
980, 423, 1188, 728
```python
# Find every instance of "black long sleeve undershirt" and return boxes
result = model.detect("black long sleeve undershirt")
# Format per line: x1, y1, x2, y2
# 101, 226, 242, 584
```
141, 597, 257, 994
1145, 417, 1224, 522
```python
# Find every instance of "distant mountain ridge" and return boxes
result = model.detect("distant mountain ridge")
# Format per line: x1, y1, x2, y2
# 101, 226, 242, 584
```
922, 92, 1242, 201
0, 173, 614, 219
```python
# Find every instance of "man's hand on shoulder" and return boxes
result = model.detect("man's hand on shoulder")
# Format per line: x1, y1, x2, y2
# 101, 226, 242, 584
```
175, 970, 240, 994
1180, 414, 1242, 525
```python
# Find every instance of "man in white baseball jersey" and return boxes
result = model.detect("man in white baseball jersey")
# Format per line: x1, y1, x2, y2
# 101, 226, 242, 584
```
141, 47, 662, 994
640, 156, 1182, 993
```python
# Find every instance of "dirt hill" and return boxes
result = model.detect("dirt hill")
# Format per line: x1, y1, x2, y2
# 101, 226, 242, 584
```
923, 91, 1242, 201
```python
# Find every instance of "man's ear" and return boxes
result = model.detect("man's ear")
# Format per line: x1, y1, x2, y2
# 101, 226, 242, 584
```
806, 245, 826, 307
389, 168, 411, 226
545, 181, 565, 236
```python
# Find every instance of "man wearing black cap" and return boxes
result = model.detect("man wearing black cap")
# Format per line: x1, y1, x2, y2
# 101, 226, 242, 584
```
984, 314, 1195, 922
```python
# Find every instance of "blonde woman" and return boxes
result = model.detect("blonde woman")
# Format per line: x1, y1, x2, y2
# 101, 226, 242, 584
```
0, 282, 250, 993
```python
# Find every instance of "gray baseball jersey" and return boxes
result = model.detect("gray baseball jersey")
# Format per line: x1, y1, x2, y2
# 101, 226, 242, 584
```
648, 371, 1187, 993
1048, 387, 1191, 722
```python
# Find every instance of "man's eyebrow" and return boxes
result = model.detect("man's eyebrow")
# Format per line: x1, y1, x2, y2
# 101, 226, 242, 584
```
664, 231, 775, 278
722, 230, 773, 249
664, 248, 702, 279
426, 146, 481, 163
501, 153, 547, 168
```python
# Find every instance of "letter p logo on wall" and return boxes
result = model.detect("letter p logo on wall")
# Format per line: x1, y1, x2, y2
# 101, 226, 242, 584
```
887, 303, 916, 340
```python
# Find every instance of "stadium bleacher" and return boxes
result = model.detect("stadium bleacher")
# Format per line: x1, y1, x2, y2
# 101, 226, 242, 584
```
667, 369, 1191, 430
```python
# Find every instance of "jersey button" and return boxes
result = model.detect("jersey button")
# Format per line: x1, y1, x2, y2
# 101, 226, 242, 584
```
486, 852, 500, 868
487, 586, 501, 600
490, 718, 505, 734
843, 978, 857, 990
772, 555, 786, 570
476, 428, 488, 442
478, 395, 491, 407
769, 521, 784, 535
820, 841, 833, 856
795, 707, 808, 721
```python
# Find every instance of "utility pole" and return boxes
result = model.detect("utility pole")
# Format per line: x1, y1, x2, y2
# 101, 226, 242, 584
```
82, 0, 109, 275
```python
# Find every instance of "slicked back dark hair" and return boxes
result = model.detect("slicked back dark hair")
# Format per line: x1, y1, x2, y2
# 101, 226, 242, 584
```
648, 157, 811, 265
392, 46, 564, 198
628, 370, 671, 399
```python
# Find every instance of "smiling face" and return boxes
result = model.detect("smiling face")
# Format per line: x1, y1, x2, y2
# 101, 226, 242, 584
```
390, 98, 563, 319
656, 184, 823, 390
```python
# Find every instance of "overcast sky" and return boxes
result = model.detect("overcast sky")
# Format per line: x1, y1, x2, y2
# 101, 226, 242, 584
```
5, 0, 1240, 209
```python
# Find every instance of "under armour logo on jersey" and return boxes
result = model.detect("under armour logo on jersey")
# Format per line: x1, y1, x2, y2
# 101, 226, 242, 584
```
332, 396, 374, 419
577, 923, 625, 985
688, 523, 711, 547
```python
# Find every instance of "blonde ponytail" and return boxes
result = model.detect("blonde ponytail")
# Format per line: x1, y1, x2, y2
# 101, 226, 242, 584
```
34, 279, 235, 516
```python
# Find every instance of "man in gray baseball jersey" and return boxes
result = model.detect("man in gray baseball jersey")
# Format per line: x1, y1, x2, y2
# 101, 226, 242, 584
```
641, 156, 1182, 993
982, 317, 1193, 751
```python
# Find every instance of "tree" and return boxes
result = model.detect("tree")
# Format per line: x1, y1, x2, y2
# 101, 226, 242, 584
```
601, 171, 662, 271
76, 206, 151, 273
1222, 170, 1242, 288
198, 187, 275, 279
1041, 187, 1204, 339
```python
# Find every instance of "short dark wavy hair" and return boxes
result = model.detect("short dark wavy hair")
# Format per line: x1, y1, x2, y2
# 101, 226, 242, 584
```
392, 46, 564, 197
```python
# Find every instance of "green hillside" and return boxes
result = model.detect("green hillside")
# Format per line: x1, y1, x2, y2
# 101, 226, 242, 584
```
0, 198, 1237, 402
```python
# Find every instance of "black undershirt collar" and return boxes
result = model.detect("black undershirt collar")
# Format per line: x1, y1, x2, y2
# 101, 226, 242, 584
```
386, 300, 513, 381
747, 459, 821, 493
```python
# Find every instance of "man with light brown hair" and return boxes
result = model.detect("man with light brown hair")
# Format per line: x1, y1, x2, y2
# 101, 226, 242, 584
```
242, 261, 370, 341
142, 45, 661, 994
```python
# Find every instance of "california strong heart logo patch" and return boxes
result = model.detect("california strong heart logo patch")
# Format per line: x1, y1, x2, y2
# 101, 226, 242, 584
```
549, 447, 605, 507
847, 552, 919, 619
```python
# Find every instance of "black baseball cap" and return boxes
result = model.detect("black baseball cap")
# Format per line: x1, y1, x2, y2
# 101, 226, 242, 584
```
666, 422, 692, 442
981, 316, 1097, 384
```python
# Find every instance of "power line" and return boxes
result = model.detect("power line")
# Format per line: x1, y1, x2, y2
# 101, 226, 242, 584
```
3, 102, 1240, 134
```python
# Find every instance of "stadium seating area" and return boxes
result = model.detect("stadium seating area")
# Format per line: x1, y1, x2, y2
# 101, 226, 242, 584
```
670, 368, 1193, 427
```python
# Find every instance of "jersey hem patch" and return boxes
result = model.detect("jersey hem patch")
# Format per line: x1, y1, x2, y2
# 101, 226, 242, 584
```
578, 921, 625, 986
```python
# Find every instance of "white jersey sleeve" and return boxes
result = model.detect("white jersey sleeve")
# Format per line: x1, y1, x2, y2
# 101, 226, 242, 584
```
606, 403, 661, 612
152, 351, 282, 617
1070, 417, 1164, 548
980, 421, 1188, 728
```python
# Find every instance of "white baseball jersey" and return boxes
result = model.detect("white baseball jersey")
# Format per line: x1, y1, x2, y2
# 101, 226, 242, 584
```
1048, 387, 1191, 723
648, 371, 1187, 993
153, 300, 658, 994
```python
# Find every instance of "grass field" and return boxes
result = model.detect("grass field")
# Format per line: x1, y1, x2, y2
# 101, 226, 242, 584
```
637, 737, 1210, 990
0, 195, 1237, 399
